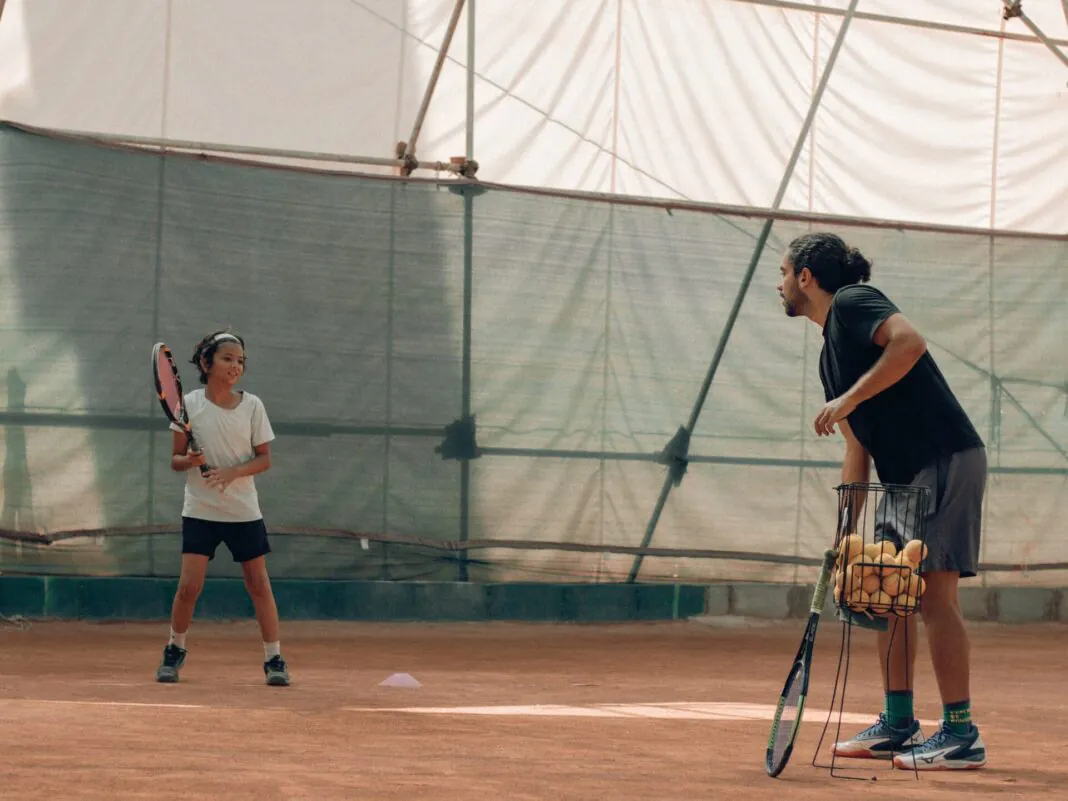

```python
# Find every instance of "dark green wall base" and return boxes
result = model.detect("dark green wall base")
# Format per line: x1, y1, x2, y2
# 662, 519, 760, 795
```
0, 576, 707, 623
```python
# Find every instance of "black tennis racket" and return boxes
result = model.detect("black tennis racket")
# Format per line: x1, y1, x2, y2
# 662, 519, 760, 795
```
765, 546, 838, 777
152, 342, 210, 476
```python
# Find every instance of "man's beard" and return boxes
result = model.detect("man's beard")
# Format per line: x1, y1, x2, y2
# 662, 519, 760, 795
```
781, 295, 800, 317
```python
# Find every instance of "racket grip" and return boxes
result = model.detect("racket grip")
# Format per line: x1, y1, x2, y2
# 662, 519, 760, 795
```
187, 432, 211, 476
810, 548, 838, 614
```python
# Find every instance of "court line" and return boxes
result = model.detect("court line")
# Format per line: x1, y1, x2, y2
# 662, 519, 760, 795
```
0, 699, 208, 709
343, 701, 940, 726
0, 698, 940, 728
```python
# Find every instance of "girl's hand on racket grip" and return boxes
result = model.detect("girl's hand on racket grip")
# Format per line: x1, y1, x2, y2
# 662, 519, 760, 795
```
170, 444, 206, 472
185, 446, 207, 469
205, 466, 238, 492
171, 446, 205, 472
171, 430, 207, 473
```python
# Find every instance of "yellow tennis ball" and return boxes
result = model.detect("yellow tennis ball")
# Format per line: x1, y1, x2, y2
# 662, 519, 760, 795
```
875, 540, 898, 559
840, 534, 864, 564
869, 590, 893, 615
903, 539, 928, 566
848, 589, 871, 612
855, 554, 878, 578
863, 540, 896, 564
874, 552, 900, 577
881, 570, 906, 598
844, 566, 866, 593
861, 572, 882, 595
904, 573, 926, 598
892, 593, 918, 617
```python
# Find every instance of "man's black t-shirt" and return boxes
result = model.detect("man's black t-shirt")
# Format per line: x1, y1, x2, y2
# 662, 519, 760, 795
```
818, 284, 984, 484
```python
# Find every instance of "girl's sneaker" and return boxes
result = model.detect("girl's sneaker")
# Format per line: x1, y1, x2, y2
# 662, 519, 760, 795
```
155, 644, 187, 683
264, 654, 290, 686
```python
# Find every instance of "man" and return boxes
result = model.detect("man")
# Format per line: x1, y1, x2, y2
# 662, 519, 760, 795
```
778, 232, 988, 771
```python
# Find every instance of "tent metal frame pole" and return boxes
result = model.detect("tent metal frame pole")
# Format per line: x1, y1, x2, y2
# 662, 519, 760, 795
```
465, 0, 476, 162
626, 0, 864, 583
730, 0, 1068, 46
35, 127, 466, 175
400, 0, 467, 169
15, 122, 1064, 241
457, 177, 1068, 241
146, 0, 175, 576
1002, 0, 1068, 70
457, 0, 477, 582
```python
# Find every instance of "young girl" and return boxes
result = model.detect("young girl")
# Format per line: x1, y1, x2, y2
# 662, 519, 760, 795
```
155, 330, 290, 686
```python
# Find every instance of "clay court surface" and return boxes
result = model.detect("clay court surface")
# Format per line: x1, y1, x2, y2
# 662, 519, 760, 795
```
0, 618, 1064, 800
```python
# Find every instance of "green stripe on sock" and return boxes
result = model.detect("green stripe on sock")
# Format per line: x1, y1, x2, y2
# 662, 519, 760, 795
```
944, 699, 972, 734
885, 690, 914, 728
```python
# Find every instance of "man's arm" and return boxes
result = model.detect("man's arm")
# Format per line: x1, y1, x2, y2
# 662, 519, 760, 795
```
841, 419, 870, 485
846, 313, 927, 406
814, 313, 927, 436
840, 419, 870, 531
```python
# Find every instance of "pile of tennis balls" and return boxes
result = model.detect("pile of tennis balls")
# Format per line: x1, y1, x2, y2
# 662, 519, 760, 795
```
833, 535, 927, 617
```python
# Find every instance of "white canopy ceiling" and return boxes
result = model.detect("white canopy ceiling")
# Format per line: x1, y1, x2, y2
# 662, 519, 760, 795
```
0, 0, 1065, 233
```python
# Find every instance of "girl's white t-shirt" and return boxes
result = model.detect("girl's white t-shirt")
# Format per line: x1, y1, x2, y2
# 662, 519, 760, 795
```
169, 389, 275, 523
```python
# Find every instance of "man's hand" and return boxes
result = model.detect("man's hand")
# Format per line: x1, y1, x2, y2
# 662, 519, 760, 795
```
814, 393, 858, 437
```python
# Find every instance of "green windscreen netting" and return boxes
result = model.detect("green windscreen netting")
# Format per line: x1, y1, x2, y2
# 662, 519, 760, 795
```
0, 123, 1065, 586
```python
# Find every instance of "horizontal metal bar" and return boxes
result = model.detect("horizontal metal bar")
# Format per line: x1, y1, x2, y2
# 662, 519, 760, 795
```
478, 445, 1066, 474
7, 121, 1064, 241
4, 121, 465, 175
2, 525, 1063, 574
481, 446, 659, 462
0, 417, 1060, 474
472, 178, 1068, 242
0, 411, 442, 438
482, 445, 840, 468
731, 0, 1068, 46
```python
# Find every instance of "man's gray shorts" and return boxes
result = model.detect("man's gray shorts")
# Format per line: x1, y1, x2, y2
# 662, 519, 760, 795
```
874, 447, 987, 578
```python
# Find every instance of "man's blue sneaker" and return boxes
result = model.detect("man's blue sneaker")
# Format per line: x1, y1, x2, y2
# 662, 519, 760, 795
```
893, 721, 987, 771
834, 712, 925, 759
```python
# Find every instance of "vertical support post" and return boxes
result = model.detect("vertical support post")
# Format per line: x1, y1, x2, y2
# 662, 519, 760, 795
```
146, 0, 175, 576
456, 0, 477, 582
626, 0, 863, 583
982, 17, 1006, 588
465, 0, 476, 162
381, 183, 397, 581
458, 196, 474, 582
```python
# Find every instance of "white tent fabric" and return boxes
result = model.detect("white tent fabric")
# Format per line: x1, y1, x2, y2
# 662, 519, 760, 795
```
0, 0, 1064, 233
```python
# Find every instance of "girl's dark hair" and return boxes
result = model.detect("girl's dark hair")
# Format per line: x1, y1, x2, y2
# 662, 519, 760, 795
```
787, 232, 872, 293
190, 329, 246, 384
